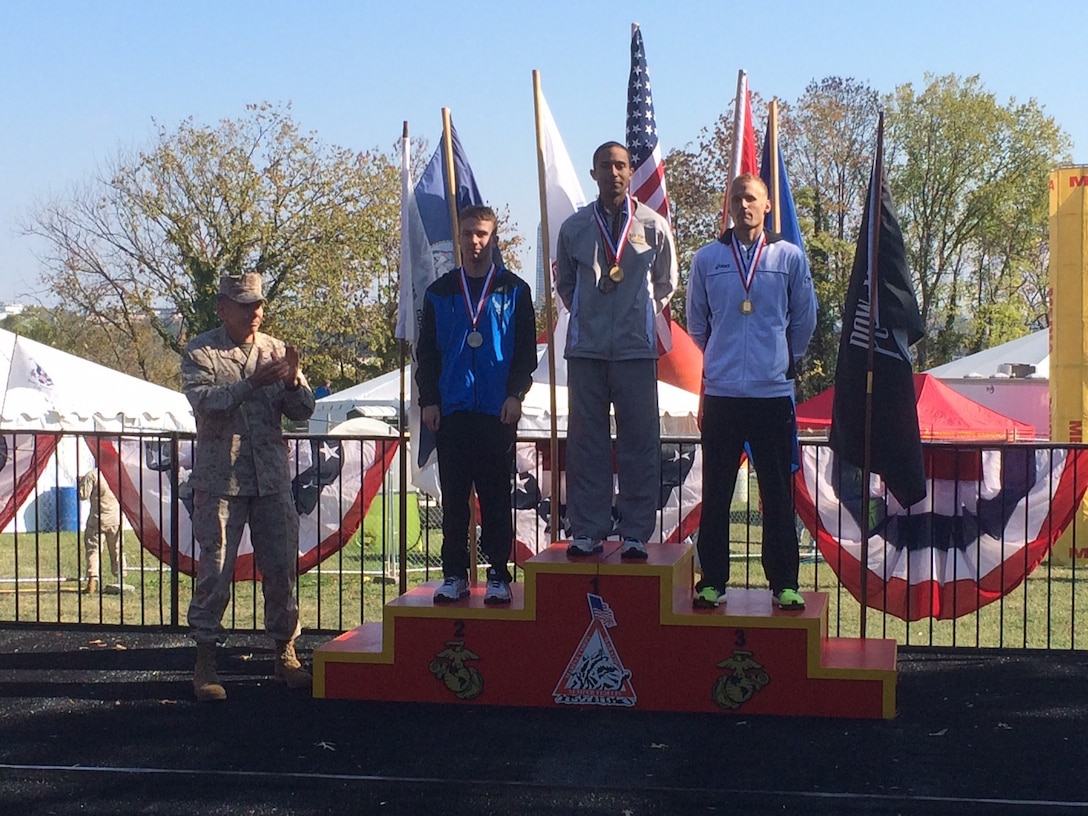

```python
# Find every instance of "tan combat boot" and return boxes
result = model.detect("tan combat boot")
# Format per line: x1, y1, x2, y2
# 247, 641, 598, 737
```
83, 577, 98, 594
193, 642, 227, 702
273, 640, 312, 690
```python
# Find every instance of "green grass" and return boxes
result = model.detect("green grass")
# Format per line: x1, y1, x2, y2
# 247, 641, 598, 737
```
725, 525, 1087, 650
1, 505, 1084, 649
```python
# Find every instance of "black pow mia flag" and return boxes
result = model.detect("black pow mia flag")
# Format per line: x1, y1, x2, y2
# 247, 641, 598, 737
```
830, 131, 926, 509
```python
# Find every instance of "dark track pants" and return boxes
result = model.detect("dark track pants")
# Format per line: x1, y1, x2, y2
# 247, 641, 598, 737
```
436, 411, 515, 582
695, 395, 799, 594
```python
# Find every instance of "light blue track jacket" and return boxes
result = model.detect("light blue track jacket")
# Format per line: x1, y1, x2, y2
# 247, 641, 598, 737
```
686, 230, 817, 399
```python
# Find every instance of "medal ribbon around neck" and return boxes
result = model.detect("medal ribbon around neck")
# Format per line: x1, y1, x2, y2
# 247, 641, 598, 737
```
459, 263, 497, 335
593, 195, 635, 274
729, 232, 766, 301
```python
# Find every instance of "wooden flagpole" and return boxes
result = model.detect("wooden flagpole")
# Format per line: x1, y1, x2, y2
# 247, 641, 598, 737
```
440, 106, 477, 569
441, 108, 462, 268
532, 70, 561, 545
769, 99, 782, 235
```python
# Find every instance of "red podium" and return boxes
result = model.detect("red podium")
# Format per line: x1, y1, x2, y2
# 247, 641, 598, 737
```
313, 540, 897, 718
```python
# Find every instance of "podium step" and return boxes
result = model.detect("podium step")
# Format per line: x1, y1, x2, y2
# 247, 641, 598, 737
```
314, 541, 896, 718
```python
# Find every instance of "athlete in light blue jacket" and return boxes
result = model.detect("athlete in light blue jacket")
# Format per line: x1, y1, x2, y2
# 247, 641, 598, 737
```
687, 174, 816, 610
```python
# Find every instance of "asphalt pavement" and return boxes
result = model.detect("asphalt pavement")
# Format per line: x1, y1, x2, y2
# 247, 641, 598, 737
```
0, 626, 1086, 815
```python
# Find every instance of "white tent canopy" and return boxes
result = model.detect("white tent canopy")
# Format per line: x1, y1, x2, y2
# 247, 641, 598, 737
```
926, 329, 1049, 439
926, 330, 1049, 380
0, 329, 195, 432
309, 361, 700, 436
0, 329, 195, 533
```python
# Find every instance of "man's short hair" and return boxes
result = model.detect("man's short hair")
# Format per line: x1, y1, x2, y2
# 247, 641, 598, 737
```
459, 205, 498, 227
592, 141, 631, 166
730, 173, 769, 196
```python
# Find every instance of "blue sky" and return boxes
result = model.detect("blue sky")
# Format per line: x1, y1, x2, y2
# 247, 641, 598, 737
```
2, 0, 1086, 304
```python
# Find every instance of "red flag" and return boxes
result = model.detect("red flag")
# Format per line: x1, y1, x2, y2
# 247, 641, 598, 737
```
720, 70, 758, 233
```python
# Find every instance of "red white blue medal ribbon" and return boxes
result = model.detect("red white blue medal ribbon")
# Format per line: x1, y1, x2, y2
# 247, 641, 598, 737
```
729, 233, 766, 315
593, 196, 634, 281
460, 264, 496, 347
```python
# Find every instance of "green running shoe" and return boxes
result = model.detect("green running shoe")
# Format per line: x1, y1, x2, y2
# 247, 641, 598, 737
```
692, 586, 725, 609
773, 588, 806, 610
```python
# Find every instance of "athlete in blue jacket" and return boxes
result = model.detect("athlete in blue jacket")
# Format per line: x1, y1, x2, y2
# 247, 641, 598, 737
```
416, 206, 537, 604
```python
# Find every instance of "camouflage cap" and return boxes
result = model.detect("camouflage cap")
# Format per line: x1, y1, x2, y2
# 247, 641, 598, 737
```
218, 273, 265, 304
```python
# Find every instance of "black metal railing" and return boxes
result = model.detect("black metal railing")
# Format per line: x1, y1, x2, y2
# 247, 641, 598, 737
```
0, 431, 1084, 651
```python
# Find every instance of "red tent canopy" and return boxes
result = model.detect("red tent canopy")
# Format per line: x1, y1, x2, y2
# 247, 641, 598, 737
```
795, 373, 1036, 441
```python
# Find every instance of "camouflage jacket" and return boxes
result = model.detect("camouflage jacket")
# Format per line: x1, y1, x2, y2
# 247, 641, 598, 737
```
78, 470, 121, 528
182, 326, 315, 496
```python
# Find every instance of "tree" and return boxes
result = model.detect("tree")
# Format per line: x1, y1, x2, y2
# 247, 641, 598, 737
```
784, 77, 881, 397
0, 306, 183, 387
23, 103, 464, 389
661, 73, 1070, 391
664, 93, 768, 326
885, 74, 1071, 367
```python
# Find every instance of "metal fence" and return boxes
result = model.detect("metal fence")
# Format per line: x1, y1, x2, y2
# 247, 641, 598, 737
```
1, 431, 1085, 651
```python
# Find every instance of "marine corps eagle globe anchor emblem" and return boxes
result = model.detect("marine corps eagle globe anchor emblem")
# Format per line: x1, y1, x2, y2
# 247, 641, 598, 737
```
429, 640, 484, 700
712, 648, 770, 710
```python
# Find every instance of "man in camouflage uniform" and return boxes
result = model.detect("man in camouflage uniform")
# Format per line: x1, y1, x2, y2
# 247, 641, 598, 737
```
182, 273, 315, 702
78, 467, 124, 595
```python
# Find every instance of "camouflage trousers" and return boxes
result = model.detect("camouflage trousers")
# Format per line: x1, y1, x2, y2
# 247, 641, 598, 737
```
187, 490, 301, 645
85, 520, 123, 579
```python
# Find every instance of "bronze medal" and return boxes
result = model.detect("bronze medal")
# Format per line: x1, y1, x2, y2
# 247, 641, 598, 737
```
466, 331, 484, 348
609, 264, 624, 283
740, 299, 754, 315
598, 276, 616, 294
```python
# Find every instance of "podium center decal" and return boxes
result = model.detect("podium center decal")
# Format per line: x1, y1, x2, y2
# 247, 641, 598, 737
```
553, 594, 636, 707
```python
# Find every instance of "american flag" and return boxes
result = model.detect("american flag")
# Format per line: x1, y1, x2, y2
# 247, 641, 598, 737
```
588, 594, 617, 628
626, 25, 669, 222
627, 24, 674, 352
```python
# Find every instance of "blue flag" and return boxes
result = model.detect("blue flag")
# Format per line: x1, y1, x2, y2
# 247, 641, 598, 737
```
759, 121, 805, 254
398, 120, 491, 492
415, 124, 489, 273
758, 117, 807, 474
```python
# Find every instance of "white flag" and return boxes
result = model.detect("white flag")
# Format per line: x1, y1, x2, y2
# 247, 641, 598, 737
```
535, 91, 587, 387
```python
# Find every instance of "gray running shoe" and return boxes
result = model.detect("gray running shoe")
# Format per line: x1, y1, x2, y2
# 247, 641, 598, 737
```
433, 576, 470, 603
566, 536, 604, 556
620, 538, 648, 560
483, 576, 512, 605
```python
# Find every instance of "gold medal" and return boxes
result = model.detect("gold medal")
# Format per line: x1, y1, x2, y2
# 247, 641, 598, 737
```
740, 299, 754, 315
609, 264, 624, 283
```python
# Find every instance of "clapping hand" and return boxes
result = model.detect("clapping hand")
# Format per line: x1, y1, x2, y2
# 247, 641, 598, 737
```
248, 348, 297, 389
